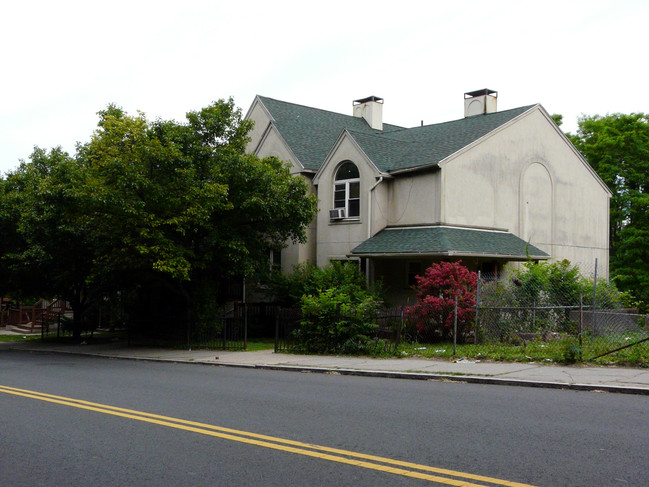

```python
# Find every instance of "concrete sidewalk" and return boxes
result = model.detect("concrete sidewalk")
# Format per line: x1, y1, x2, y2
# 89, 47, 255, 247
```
4, 339, 649, 395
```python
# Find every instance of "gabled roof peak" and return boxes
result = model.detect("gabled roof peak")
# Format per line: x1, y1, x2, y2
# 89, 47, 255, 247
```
253, 95, 537, 173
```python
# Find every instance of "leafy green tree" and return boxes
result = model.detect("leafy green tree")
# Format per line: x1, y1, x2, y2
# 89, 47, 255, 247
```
570, 113, 649, 309
0, 147, 103, 333
0, 177, 18, 293
0, 175, 29, 298
0, 99, 318, 338
270, 261, 381, 306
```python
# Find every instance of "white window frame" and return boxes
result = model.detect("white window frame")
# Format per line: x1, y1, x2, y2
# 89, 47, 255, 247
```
333, 162, 360, 220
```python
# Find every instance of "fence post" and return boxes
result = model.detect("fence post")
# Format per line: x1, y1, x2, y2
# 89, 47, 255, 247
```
579, 294, 583, 362
222, 307, 227, 350
397, 308, 403, 350
591, 258, 598, 339
475, 271, 481, 345
244, 302, 248, 351
274, 307, 280, 353
453, 298, 458, 356
186, 307, 191, 351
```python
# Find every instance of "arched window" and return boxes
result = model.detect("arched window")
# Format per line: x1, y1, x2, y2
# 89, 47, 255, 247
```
333, 161, 360, 218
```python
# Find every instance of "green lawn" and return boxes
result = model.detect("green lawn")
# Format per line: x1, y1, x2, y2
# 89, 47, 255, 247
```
187, 338, 276, 351
399, 335, 649, 367
244, 339, 275, 351
0, 333, 41, 342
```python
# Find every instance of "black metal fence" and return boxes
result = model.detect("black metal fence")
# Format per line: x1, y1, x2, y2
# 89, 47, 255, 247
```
39, 310, 103, 342
274, 307, 303, 352
33, 301, 406, 356
274, 306, 404, 354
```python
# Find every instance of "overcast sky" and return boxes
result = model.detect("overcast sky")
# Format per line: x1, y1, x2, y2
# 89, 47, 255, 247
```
1, 0, 647, 176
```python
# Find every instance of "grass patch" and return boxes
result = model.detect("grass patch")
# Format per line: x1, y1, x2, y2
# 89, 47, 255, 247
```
398, 335, 649, 366
0, 333, 41, 342
244, 339, 275, 351
186, 338, 276, 351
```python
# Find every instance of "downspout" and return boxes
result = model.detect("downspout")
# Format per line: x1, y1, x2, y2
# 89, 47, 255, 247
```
366, 176, 384, 287
368, 176, 384, 239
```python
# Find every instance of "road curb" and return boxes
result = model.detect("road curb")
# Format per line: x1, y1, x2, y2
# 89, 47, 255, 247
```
10, 346, 647, 396
222, 363, 649, 395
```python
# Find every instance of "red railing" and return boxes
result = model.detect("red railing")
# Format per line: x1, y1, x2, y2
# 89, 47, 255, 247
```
1, 299, 68, 332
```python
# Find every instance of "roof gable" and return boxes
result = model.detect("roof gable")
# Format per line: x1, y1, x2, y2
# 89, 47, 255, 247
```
534, 105, 612, 197
256, 96, 404, 171
346, 105, 536, 172
254, 96, 535, 173
312, 129, 385, 185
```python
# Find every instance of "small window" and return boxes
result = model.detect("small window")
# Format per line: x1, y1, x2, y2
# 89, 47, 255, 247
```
333, 161, 360, 219
268, 249, 282, 274
335, 162, 359, 180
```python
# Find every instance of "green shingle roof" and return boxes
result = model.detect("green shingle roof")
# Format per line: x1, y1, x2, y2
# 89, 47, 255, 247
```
350, 226, 549, 260
257, 96, 404, 171
257, 95, 535, 172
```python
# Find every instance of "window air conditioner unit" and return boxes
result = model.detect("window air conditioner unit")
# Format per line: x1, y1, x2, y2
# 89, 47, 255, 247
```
329, 208, 346, 220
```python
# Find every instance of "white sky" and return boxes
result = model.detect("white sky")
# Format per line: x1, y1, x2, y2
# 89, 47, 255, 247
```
1, 0, 647, 176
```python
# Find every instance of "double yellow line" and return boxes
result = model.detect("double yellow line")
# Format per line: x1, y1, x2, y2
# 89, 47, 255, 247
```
0, 384, 536, 486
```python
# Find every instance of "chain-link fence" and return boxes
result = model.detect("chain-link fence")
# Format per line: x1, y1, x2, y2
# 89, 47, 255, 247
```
475, 261, 649, 362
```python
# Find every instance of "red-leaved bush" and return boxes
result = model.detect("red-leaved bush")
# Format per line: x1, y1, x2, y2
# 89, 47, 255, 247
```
404, 261, 477, 341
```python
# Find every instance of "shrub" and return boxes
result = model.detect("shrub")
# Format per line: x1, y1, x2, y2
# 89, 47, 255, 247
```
270, 261, 381, 306
270, 261, 385, 354
297, 288, 381, 354
404, 261, 477, 342
583, 278, 625, 310
476, 260, 631, 343
511, 260, 586, 308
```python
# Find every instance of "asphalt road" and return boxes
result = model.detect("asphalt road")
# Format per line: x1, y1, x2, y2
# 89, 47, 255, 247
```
1, 350, 647, 486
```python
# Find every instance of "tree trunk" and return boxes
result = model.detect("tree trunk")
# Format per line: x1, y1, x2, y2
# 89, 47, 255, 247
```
69, 293, 86, 342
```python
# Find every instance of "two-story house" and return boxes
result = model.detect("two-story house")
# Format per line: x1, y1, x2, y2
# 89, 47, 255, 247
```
245, 90, 610, 303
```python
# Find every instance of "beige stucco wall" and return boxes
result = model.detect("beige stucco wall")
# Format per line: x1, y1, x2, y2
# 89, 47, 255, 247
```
384, 171, 442, 225
244, 100, 271, 156
315, 136, 443, 266
314, 136, 381, 266
274, 178, 317, 272
255, 129, 301, 174
245, 99, 316, 272
440, 108, 610, 276
246, 99, 609, 281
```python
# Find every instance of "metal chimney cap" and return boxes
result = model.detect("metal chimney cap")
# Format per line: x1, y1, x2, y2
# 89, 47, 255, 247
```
464, 89, 497, 99
353, 96, 384, 105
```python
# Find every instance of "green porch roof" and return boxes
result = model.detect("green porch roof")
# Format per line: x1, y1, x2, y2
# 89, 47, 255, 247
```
350, 226, 549, 260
